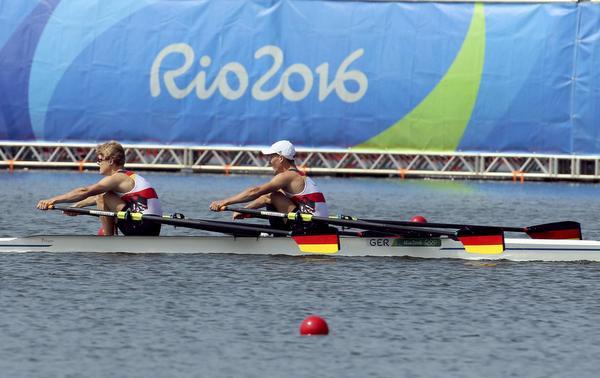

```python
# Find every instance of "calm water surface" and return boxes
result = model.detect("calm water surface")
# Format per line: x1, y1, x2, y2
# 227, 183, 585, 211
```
1, 171, 600, 377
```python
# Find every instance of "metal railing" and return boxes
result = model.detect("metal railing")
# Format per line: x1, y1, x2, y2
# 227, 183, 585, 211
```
1, 141, 599, 181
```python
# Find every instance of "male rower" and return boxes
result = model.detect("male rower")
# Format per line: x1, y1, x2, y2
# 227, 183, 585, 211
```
209, 140, 328, 228
36, 141, 162, 236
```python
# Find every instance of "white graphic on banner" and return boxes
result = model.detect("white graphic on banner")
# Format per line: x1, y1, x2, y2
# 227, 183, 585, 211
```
150, 43, 367, 103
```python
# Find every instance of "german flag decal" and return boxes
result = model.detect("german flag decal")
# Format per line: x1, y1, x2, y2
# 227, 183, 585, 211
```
292, 234, 340, 254
457, 228, 505, 254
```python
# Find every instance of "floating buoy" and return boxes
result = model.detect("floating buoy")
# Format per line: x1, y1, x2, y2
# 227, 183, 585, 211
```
410, 215, 427, 223
299, 315, 329, 336
97, 227, 105, 236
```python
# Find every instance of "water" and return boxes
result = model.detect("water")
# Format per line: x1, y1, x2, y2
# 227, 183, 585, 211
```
1, 171, 600, 377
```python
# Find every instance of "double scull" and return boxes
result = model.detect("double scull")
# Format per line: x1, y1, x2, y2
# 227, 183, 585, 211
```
1, 234, 600, 261
2, 205, 596, 261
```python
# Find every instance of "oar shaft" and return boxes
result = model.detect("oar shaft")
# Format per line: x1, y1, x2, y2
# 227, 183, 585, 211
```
51, 205, 117, 218
225, 207, 578, 238
225, 207, 456, 237
141, 214, 290, 236
313, 216, 456, 236
362, 218, 581, 239
362, 218, 524, 233
49, 205, 290, 236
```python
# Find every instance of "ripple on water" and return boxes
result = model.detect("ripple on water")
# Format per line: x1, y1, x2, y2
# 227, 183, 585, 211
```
2, 173, 600, 377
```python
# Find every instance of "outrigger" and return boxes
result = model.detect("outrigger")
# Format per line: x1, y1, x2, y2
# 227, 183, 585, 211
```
1, 205, 598, 262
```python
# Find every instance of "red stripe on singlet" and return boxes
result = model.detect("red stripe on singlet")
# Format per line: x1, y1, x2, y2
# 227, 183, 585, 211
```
293, 192, 325, 203
121, 187, 159, 201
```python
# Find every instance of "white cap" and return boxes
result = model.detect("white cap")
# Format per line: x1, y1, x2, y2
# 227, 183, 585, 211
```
261, 140, 296, 160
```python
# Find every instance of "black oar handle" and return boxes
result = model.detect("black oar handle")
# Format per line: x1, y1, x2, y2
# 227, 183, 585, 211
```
225, 207, 286, 219
50, 205, 116, 217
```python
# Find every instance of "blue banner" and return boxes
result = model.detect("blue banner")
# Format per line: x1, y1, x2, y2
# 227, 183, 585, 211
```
0, 1, 599, 154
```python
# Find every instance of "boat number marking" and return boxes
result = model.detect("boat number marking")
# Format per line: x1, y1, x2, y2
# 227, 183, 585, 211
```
368, 238, 441, 247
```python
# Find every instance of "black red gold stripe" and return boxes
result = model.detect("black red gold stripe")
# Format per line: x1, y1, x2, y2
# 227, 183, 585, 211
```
292, 234, 339, 253
458, 233, 504, 254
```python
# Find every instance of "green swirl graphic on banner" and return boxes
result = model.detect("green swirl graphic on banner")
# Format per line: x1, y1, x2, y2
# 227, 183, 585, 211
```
356, 3, 485, 151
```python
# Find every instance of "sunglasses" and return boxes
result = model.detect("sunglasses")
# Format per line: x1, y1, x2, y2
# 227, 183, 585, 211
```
96, 156, 109, 164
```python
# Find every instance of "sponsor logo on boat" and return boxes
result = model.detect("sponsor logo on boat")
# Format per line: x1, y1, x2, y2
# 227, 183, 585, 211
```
368, 238, 441, 247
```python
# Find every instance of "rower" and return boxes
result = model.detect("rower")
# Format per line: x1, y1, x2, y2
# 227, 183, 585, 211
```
36, 141, 162, 236
209, 140, 329, 230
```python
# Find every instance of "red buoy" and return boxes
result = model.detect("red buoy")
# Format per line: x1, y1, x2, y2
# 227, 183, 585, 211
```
97, 227, 105, 236
410, 215, 427, 223
299, 315, 329, 336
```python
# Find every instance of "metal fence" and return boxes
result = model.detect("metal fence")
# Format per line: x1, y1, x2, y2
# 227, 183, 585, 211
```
2, 141, 600, 181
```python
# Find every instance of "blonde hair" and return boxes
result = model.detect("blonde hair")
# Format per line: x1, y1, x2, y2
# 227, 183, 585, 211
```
96, 141, 126, 166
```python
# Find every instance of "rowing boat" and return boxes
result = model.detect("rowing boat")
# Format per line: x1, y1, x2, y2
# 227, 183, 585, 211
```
6, 205, 594, 261
2, 234, 600, 261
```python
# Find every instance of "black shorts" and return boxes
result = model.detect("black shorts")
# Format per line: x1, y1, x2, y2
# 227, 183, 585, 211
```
116, 205, 161, 236
265, 205, 332, 233
266, 205, 298, 231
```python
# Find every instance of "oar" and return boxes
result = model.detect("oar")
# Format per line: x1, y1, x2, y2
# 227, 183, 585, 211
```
227, 206, 580, 240
49, 205, 288, 237
224, 207, 506, 254
48, 205, 342, 254
360, 219, 582, 240
224, 207, 457, 237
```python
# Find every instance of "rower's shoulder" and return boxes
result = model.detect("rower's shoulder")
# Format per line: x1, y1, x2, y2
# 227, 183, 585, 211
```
109, 170, 135, 183
269, 170, 297, 187
112, 171, 129, 178
276, 169, 304, 181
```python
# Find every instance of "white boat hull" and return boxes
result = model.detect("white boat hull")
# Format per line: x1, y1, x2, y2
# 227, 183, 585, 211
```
2, 235, 600, 261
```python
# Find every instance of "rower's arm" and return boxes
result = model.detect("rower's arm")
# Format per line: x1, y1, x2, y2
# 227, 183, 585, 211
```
243, 195, 272, 209
73, 196, 98, 208
224, 181, 281, 205
37, 176, 122, 208
211, 175, 288, 209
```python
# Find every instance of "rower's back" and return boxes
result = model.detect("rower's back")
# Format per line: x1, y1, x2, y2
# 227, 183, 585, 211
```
283, 168, 328, 217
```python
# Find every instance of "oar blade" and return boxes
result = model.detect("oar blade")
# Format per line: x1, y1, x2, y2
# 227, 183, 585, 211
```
457, 227, 505, 255
292, 230, 340, 254
525, 221, 582, 240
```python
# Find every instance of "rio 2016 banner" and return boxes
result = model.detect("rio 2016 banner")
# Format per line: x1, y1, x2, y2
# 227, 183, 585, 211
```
1, 0, 600, 154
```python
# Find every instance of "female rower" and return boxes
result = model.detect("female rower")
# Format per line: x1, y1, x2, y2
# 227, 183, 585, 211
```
209, 140, 328, 229
36, 141, 162, 236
